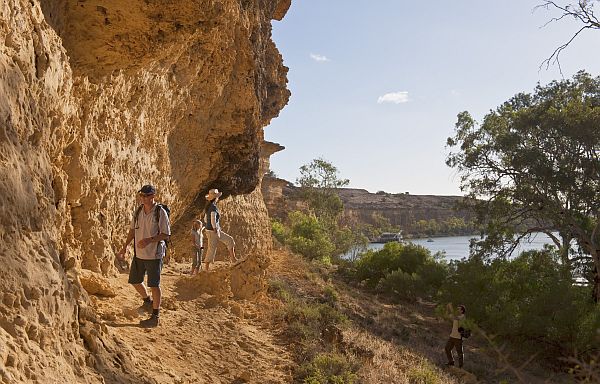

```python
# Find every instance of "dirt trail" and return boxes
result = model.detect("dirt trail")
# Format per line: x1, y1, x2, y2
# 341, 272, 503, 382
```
91, 261, 293, 384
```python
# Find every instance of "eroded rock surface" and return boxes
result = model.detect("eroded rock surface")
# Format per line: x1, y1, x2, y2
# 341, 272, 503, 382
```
0, 0, 289, 381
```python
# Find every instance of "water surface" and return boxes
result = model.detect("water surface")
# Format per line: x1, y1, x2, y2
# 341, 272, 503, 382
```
357, 232, 557, 261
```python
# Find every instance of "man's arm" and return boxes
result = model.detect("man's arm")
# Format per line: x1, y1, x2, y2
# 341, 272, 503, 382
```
117, 228, 135, 260
138, 207, 171, 248
137, 233, 170, 249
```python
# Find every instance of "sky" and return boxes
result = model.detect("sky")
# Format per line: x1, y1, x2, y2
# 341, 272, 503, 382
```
264, 0, 600, 196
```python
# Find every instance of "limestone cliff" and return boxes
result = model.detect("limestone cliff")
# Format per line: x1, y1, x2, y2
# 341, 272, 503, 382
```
262, 177, 473, 236
0, 0, 290, 382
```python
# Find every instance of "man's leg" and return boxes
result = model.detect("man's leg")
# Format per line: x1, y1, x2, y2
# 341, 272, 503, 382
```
445, 338, 455, 365
140, 259, 162, 327
133, 283, 149, 298
456, 339, 464, 368
150, 286, 161, 310
128, 257, 152, 311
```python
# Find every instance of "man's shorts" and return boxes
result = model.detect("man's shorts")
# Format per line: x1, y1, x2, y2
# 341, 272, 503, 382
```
128, 257, 163, 287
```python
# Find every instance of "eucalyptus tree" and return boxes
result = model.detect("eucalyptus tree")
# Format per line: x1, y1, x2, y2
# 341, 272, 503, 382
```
446, 71, 600, 301
296, 158, 350, 219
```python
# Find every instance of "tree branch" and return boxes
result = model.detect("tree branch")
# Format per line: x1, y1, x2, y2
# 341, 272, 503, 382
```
537, 1, 600, 74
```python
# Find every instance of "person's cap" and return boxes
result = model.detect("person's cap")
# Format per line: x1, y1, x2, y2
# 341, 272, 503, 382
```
205, 188, 223, 200
139, 185, 157, 195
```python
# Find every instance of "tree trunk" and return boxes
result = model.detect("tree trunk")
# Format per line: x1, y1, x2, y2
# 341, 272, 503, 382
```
593, 250, 600, 303
559, 232, 571, 268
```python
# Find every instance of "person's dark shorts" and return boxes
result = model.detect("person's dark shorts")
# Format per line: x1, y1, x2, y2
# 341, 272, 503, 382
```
128, 257, 163, 287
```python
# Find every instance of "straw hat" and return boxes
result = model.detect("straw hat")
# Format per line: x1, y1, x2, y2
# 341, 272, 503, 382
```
205, 188, 223, 200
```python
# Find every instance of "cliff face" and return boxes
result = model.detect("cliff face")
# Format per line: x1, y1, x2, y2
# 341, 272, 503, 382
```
262, 178, 471, 234
0, 0, 289, 382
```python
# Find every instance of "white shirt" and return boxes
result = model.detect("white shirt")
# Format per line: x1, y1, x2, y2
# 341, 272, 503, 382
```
130, 205, 171, 260
450, 314, 465, 339
191, 228, 203, 248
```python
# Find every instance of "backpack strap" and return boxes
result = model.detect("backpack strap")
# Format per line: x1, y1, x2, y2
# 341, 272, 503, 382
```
133, 205, 143, 259
155, 204, 166, 233
133, 205, 143, 227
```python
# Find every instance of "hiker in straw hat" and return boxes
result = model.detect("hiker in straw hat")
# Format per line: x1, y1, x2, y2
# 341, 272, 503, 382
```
203, 188, 237, 271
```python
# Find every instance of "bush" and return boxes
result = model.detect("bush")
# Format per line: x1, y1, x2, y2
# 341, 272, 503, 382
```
298, 353, 359, 384
286, 211, 336, 263
377, 270, 423, 301
352, 242, 447, 299
407, 361, 442, 384
271, 219, 288, 244
439, 249, 600, 358
269, 278, 354, 383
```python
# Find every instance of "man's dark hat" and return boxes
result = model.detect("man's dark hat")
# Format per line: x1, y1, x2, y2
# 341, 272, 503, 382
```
139, 185, 157, 194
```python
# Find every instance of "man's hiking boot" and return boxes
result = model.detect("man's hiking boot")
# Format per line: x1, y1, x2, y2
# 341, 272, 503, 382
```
140, 315, 159, 328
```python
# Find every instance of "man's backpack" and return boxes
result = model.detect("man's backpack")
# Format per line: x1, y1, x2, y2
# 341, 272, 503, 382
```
458, 326, 471, 339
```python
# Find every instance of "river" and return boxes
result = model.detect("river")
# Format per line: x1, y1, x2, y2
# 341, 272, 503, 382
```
354, 232, 558, 261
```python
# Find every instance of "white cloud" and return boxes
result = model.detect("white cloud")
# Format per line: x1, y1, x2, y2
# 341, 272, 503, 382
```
377, 91, 410, 104
450, 89, 461, 97
310, 53, 330, 62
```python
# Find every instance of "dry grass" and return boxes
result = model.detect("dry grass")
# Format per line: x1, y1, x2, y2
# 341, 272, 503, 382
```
265, 249, 572, 384
343, 327, 461, 384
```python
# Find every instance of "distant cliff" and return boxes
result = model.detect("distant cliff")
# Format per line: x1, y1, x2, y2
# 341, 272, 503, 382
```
262, 176, 474, 236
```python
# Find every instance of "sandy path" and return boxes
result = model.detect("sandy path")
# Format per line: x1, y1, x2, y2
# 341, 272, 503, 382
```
91, 261, 293, 384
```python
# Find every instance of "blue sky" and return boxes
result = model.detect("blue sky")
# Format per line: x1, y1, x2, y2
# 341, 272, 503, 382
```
265, 0, 600, 195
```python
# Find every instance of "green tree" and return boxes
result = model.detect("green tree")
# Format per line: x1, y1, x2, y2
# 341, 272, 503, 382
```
296, 158, 349, 219
446, 71, 600, 301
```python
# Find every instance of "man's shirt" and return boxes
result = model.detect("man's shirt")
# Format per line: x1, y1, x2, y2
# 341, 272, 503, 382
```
130, 204, 171, 260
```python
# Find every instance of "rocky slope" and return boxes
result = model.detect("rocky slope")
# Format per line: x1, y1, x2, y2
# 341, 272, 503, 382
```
0, 0, 290, 382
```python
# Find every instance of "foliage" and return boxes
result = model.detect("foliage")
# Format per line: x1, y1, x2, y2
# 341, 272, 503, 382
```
271, 219, 288, 244
298, 353, 359, 384
411, 216, 478, 237
296, 158, 349, 219
286, 211, 336, 264
407, 361, 443, 384
352, 242, 448, 300
439, 249, 600, 357
446, 71, 600, 300
274, 158, 370, 264
268, 279, 357, 384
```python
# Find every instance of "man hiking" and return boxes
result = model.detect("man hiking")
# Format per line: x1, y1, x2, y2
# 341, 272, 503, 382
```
116, 184, 171, 328
445, 304, 466, 368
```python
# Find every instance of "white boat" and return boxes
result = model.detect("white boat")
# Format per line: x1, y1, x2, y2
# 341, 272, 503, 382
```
371, 232, 403, 243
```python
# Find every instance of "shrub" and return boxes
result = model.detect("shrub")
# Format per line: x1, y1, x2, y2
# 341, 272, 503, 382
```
286, 211, 336, 263
323, 285, 339, 305
271, 219, 288, 244
298, 352, 359, 384
377, 270, 423, 301
352, 242, 447, 299
407, 361, 442, 384
439, 249, 600, 358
